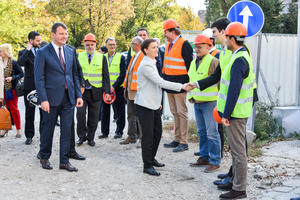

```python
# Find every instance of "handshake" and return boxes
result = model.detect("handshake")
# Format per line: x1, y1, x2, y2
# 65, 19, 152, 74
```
181, 82, 197, 92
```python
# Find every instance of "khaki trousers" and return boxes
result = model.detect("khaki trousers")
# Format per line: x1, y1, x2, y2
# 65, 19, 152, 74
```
167, 93, 188, 144
225, 118, 248, 191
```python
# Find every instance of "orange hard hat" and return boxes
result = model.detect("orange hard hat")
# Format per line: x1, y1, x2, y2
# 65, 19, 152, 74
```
213, 107, 222, 124
83, 33, 97, 43
163, 19, 179, 31
194, 34, 212, 46
225, 22, 247, 36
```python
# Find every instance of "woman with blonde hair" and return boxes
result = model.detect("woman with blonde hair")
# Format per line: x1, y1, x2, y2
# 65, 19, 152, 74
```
0, 43, 23, 137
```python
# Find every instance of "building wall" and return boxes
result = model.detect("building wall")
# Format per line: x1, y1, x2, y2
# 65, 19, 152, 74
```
163, 32, 299, 120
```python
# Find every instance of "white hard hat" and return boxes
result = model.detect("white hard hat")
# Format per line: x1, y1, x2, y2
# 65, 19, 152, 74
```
202, 28, 213, 38
27, 90, 41, 107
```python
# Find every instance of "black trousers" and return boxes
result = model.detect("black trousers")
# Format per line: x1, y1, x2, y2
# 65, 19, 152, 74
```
101, 87, 126, 135
76, 89, 101, 141
24, 90, 43, 139
218, 123, 225, 158
40, 91, 74, 164
136, 104, 162, 169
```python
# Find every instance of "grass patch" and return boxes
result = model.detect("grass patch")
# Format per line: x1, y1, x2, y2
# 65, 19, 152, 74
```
162, 120, 199, 143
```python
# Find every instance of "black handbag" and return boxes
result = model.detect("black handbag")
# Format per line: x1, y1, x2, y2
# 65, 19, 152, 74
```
15, 79, 25, 97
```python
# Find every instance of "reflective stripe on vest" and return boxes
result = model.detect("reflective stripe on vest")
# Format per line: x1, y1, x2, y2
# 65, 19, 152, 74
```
217, 50, 255, 118
123, 52, 144, 91
210, 49, 221, 57
187, 54, 218, 101
104, 52, 122, 86
163, 37, 188, 75
78, 52, 103, 88
219, 49, 232, 73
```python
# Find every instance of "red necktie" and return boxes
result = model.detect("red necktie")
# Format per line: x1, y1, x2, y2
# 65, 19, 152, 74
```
169, 42, 173, 52
59, 47, 67, 89
58, 47, 65, 71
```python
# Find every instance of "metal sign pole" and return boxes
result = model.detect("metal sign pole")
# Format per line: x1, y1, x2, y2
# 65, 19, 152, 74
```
250, 32, 262, 131
297, 1, 300, 106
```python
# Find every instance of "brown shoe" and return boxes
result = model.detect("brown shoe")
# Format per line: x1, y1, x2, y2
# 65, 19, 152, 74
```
190, 157, 209, 167
219, 190, 247, 199
120, 137, 136, 145
204, 164, 220, 173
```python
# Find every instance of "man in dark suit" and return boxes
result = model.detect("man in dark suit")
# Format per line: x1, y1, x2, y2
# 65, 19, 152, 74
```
34, 23, 83, 172
17, 31, 42, 145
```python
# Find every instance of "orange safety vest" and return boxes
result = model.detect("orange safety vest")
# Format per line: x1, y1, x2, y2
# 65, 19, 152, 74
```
163, 37, 188, 75
123, 52, 145, 91
210, 48, 221, 57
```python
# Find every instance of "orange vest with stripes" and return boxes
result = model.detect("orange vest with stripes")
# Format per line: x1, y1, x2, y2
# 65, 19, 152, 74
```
123, 52, 145, 91
163, 37, 188, 75
211, 48, 221, 57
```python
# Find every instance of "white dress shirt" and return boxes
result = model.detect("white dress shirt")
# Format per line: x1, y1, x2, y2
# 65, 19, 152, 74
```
51, 41, 65, 62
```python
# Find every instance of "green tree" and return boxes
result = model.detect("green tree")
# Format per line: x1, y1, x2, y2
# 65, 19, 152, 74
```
204, 0, 284, 33
281, 2, 298, 34
46, 0, 134, 48
173, 6, 206, 31
0, 0, 56, 54
116, 0, 176, 51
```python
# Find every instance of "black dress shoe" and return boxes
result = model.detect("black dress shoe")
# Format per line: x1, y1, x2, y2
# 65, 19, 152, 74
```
219, 190, 246, 199
164, 141, 179, 148
98, 134, 108, 139
114, 132, 122, 139
153, 159, 165, 167
213, 175, 231, 185
88, 140, 95, 146
37, 152, 41, 160
59, 163, 78, 172
194, 152, 200, 156
217, 182, 233, 191
25, 138, 32, 145
40, 159, 53, 170
143, 167, 160, 176
76, 138, 86, 145
69, 151, 86, 160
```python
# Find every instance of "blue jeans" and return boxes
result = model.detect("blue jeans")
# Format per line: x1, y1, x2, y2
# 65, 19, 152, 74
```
194, 101, 221, 166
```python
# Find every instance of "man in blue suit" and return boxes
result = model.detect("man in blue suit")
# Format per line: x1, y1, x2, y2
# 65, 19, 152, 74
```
34, 23, 83, 172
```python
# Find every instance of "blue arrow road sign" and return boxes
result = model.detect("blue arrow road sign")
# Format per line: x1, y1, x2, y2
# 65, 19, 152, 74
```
227, 1, 264, 37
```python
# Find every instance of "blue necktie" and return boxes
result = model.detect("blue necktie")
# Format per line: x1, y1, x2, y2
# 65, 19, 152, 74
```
88, 54, 92, 64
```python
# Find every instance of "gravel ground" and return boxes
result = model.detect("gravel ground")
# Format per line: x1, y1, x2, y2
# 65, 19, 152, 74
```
0, 99, 298, 200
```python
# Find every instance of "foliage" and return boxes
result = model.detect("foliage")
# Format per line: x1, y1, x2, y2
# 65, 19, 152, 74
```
280, 2, 298, 34
252, 0, 283, 33
46, 0, 135, 48
172, 6, 206, 31
254, 102, 278, 140
0, 0, 205, 52
116, 0, 205, 51
204, 0, 297, 34
116, 0, 176, 51
0, 0, 56, 55
205, 0, 238, 26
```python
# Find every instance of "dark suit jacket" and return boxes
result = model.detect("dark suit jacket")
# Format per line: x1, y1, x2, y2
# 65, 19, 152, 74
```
126, 47, 133, 68
34, 43, 82, 106
17, 49, 35, 90
10, 60, 24, 89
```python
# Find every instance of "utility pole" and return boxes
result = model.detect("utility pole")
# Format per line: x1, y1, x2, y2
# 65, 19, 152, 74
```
297, 0, 300, 105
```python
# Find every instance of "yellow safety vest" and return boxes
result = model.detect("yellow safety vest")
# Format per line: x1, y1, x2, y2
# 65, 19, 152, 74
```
188, 54, 218, 101
78, 51, 103, 88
